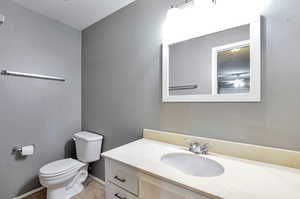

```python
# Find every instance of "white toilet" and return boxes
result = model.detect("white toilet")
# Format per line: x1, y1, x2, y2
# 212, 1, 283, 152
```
39, 131, 103, 199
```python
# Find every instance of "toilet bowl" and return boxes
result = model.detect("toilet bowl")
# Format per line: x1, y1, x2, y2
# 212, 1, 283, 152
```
39, 132, 103, 199
39, 158, 88, 199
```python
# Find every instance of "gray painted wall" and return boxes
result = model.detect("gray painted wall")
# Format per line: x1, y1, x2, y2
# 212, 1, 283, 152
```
0, 1, 81, 198
82, 0, 300, 181
82, 0, 163, 180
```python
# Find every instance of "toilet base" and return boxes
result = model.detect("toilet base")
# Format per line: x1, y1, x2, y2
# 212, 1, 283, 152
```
45, 166, 88, 199
47, 183, 84, 199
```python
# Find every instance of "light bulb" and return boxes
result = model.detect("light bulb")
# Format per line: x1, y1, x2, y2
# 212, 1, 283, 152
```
233, 79, 245, 88
166, 7, 180, 19
194, 0, 215, 8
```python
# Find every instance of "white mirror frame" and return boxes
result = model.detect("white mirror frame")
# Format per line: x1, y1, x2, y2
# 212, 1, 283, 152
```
162, 15, 261, 102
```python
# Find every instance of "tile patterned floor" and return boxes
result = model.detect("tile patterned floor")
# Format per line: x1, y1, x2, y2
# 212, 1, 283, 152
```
25, 178, 104, 199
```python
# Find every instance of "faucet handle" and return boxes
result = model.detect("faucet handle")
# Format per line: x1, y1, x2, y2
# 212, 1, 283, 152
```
184, 139, 210, 154
185, 138, 208, 146
184, 138, 196, 151
201, 142, 210, 148
200, 142, 210, 154
184, 138, 198, 147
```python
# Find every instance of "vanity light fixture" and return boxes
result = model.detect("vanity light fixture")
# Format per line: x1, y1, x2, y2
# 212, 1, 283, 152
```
170, 0, 193, 9
164, 0, 218, 43
170, 0, 216, 9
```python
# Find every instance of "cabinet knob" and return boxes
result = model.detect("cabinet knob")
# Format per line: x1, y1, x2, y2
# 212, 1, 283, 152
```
114, 193, 126, 199
114, 175, 126, 183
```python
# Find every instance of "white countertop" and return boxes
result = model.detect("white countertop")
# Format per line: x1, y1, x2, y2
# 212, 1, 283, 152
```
102, 138, 300, 199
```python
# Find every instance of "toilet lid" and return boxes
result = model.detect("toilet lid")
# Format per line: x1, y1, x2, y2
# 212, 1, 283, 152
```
40, 158, 84, 177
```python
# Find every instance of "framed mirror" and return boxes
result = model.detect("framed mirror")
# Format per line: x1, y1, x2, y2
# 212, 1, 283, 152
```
162, 15, 261, 102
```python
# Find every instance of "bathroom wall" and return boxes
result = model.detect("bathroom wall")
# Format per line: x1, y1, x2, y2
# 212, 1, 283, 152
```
82, 0, 300, 181
0, 1, 81, 198
82, 0, 162, 180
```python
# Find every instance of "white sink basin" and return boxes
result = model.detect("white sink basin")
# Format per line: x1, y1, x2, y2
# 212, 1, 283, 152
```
161, 153, 224, 177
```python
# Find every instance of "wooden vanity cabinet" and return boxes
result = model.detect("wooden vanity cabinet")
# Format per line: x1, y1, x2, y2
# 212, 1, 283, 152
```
105, 158, 212, 199
139, 174, 211, 199
105, 158, 139, 195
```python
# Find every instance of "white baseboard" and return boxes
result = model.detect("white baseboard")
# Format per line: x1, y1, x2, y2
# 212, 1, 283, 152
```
89, 174, 106, 186
12, 175, 104, 199
13, 186, 45, 199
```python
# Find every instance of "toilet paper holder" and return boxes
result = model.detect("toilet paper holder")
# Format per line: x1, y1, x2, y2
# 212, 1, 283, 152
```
12, 144, 35, 156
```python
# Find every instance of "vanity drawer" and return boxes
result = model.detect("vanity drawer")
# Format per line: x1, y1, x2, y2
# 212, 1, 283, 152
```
139, 173, 212, 199
106, 182, 138, 199
106, 159, 139, 195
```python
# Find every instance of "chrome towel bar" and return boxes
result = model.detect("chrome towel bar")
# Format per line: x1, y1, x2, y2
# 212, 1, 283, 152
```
1, 69, 65, 82
169, 84, 198, 91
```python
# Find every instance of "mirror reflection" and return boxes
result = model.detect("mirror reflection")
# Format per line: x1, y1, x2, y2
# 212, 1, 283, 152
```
217, 45, 250, 94
168, 25, 250, 96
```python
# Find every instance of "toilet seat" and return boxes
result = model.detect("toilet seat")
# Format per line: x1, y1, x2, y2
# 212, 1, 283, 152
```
40, 158, 86, 178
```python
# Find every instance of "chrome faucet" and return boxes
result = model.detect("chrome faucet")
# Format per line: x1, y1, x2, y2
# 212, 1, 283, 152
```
185, 139, 209, 154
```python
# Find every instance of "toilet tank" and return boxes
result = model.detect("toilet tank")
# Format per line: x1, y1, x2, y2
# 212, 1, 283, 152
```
73, 131, 103, 163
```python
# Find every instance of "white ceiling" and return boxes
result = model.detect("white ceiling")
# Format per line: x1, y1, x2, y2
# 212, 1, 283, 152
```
12, 0, 135, 30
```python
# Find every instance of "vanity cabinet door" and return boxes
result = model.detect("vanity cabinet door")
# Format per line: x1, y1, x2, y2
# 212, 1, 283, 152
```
106, 182, 138, 199
139, 174, 186, 199
106, 158, 139, 195
139, 174, 211, 199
